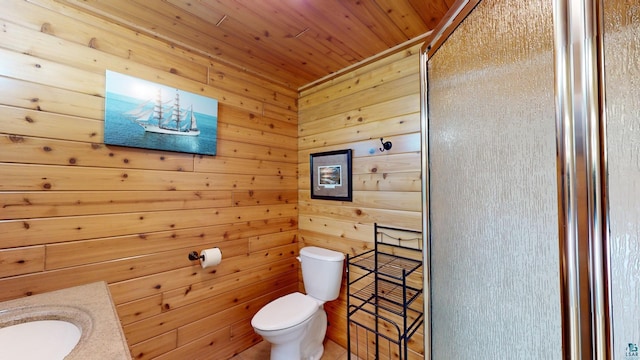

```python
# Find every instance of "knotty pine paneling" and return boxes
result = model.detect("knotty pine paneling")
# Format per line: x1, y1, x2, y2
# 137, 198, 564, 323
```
299, 75, 419, 124
1, 190, 232, 220
297, 43, 423, 355
0, 246, 45, 278
2, 0, 210, 84
0, 1, 298, 359
299, 54, 420, 113
129, 330, 178, 360
2, 203, 298, 248
123, 270, 297, 345
116, 294, 164, 325
0, 77, 104, 119
298, 93, 420, 138
161, 258, 297, 312
0, 105, 103, 142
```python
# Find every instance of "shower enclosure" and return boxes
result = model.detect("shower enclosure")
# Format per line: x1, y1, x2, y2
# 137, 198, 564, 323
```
420, 0, 639, 358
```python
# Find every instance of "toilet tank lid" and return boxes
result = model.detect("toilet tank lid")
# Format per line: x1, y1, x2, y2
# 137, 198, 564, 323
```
300, 247, 344, 262
251, 292, 318, 331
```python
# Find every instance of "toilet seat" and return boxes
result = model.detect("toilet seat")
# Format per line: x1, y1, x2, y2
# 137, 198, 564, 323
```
251, 292, 319, 331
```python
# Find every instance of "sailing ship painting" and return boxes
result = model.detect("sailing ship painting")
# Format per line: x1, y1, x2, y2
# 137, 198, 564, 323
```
127, 89, 200, 136
104, 70, 218, 155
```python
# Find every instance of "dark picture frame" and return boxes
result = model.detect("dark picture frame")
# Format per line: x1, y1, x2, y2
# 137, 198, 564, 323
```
310, 149, 352, 201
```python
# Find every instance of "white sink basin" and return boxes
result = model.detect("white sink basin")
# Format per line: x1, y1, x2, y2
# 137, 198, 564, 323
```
0, 282, 131, 359
0, 319, 82, 360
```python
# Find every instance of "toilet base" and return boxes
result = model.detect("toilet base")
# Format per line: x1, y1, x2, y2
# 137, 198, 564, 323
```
304, 345, 324, 360
261, 308, 328, 360
269, 341, 324, 360
269, 342, 300, 360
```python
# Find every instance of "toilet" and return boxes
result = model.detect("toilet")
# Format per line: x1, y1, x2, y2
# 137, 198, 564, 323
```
251, 246, 345, 360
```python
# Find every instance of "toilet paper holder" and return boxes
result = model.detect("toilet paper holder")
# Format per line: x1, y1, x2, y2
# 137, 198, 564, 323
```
188, 251, 203, 261
188, 248, 222, 269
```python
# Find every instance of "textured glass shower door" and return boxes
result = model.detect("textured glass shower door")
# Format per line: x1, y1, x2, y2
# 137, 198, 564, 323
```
604, 1, 640, 358
426, 0, 562, 358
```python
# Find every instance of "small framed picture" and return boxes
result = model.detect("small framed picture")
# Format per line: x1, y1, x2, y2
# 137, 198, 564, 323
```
310, 149, 352, 201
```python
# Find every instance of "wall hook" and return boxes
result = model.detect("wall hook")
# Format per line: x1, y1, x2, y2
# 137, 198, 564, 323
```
379, 138, 392, 152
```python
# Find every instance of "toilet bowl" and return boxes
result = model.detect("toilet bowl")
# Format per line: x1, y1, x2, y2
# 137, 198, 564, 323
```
251, 246, 344, 360
252, 292, 327, 360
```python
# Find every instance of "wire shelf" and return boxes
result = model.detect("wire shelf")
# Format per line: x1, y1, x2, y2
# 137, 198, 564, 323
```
346, 223, 424, 360
350, 252, 422, 280
351, 279, 422, 315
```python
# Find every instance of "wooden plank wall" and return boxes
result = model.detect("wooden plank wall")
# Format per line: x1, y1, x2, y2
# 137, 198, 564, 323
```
0, 0, 299, 359
298, 45, 424, 358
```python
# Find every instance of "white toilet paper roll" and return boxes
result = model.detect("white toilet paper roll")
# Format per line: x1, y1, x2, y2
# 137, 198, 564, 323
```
200, 248, 222, 269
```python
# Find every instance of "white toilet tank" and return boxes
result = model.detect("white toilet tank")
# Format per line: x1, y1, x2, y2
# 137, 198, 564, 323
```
299, 247, 345, 301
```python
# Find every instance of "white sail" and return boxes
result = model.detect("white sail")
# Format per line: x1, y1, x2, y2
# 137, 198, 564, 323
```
125, 99, 153, 121
189, 105, 198, 131
128, 88, 200, 136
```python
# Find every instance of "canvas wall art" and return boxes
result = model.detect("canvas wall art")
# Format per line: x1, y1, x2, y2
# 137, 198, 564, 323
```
104, 70, 218, 155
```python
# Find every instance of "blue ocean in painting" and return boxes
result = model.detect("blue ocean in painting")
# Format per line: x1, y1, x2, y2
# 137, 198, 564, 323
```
104, 71, 218, 156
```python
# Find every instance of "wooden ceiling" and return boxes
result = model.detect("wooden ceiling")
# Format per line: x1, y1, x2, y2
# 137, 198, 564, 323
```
55, 0, 457, 89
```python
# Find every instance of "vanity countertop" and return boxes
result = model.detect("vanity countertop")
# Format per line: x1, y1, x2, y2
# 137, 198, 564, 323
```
0, 281, 131, 360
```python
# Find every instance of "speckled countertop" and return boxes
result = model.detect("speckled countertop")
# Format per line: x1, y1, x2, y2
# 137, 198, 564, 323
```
0, 281, 131, 360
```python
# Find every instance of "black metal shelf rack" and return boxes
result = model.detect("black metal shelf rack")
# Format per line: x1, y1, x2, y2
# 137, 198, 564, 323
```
347, 223, 423, 360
